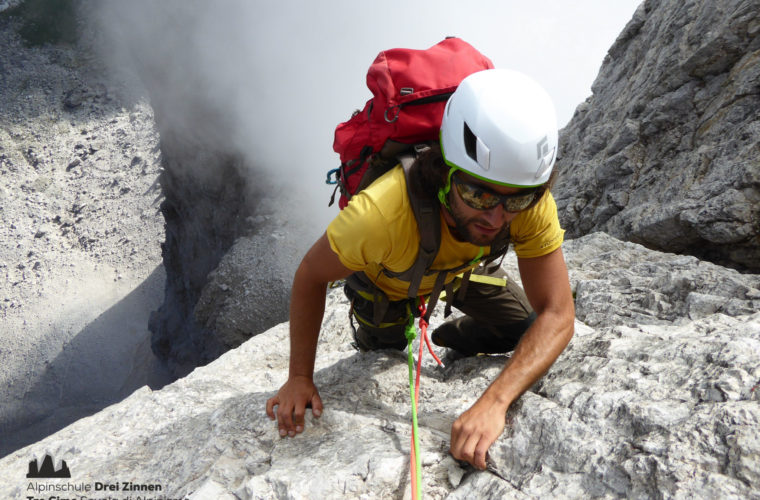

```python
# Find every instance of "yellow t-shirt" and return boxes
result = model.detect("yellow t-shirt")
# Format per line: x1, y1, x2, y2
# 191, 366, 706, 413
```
327, 166, 564, 300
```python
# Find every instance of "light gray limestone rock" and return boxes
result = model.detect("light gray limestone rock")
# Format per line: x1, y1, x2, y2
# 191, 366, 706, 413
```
90, 2, 323, 374
193, 208, 319, 355
562, 233, 760, 327
554, 0, 760, 272
0, 2, 170, 457
1, 234, 758, 499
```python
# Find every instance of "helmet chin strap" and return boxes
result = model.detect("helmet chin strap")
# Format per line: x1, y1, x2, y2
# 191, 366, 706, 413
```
437, 166, 458, 210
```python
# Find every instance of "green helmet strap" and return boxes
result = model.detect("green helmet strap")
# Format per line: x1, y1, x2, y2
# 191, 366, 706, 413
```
437, 166, 458, 210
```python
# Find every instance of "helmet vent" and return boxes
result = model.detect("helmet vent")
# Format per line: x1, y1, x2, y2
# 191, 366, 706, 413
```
463, 122, 477, 161
463, 122, 491, 171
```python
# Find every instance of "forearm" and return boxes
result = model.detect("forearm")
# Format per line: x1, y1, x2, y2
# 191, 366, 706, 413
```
266, 233, 351, 433
448, 306, 574, 470
287, 262, 329, 380
483, 308, 574, 408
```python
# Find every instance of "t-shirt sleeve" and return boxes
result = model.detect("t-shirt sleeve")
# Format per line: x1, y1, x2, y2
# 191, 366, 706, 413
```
326, 192, 394, 271
511, 191, 565, 258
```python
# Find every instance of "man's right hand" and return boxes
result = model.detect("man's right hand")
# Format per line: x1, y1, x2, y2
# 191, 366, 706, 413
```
265, 233, 349, 438
266, 375, 324, 437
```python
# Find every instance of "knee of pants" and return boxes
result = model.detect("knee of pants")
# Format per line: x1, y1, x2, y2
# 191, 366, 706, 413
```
494, 310, 536, 341
432, 311, 536, 355
453, 279, 533, 326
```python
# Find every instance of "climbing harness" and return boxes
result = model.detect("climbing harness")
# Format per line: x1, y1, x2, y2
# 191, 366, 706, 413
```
405, 299, 444, 500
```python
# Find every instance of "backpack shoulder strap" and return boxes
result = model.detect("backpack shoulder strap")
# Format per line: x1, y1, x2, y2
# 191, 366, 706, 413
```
400, 152, 441, 299
382, 151, 441, 299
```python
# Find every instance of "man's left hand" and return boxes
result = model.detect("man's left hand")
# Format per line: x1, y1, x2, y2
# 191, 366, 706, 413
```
449, 248, 575, 470
450, 395, 509, 470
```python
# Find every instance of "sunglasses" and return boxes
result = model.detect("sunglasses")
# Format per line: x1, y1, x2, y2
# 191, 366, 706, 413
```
452, 174, 540, 212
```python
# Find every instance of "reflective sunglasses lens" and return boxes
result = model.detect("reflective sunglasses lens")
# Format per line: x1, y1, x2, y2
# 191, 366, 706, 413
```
503, 192, 536, 212
455, 182, 501, 210
455, 178, 537, 212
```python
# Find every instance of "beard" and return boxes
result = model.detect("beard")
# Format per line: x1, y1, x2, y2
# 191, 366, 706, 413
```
447, 203, 510, 247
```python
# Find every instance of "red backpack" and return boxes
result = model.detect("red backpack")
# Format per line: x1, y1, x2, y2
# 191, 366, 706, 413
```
327, 37, 494, 209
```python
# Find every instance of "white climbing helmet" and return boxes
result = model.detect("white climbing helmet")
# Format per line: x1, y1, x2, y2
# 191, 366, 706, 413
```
440, 68, 558, 187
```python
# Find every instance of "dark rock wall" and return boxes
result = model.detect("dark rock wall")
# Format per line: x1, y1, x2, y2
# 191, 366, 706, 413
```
148, 132, 252, 374
90, 1, 303, 375
98, 5, 261, 374
554, 0, 760, 271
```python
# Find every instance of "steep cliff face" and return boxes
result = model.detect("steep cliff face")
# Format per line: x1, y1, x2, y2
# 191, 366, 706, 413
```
0, 0, 302, 458
554, 0, 760, 271
147, 139, 302, 374
93, 1, 314, 375
1, 234, 758, 499
111, 22, 257, 374
147, 132, 253, 375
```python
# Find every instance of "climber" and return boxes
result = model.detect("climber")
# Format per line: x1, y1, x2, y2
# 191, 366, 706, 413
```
265, 69, 575, 470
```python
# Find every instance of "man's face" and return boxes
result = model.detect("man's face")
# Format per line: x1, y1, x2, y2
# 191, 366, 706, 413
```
443, 171, 521, 246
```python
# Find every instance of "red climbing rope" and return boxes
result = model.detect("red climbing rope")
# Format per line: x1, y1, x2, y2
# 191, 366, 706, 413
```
408, 300, 445, 499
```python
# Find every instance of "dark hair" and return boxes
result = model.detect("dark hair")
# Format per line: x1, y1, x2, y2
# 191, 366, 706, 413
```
408, 145, 449, 198
409, 143, 558, 206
